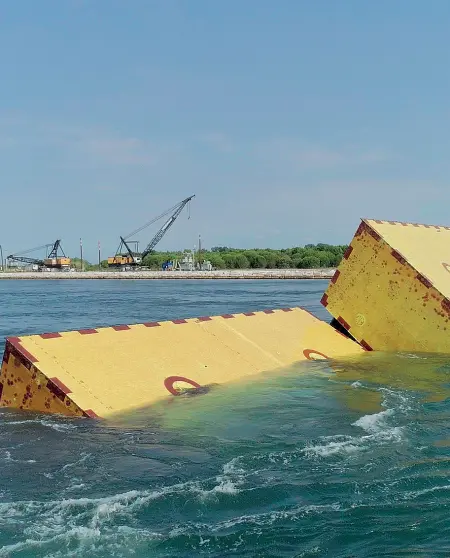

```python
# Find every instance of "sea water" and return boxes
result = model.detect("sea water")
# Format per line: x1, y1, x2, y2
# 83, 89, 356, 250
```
0, 279, 449, 557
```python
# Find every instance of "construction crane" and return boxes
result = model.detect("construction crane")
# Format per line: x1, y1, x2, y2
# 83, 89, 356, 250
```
7, 240, 71, 271
108, 195, 195, 269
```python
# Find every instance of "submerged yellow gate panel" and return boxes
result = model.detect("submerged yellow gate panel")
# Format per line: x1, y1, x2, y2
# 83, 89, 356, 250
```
0, 307, 364, 419
323, 218, 450, 353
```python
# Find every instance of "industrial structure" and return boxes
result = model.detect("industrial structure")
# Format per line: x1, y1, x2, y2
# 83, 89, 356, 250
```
108, 195, 195, 269
2, 216, 450, 419
7, 240, 71, 272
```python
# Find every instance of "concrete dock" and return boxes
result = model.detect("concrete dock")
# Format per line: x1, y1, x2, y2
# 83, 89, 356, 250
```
0, 268, 335, 280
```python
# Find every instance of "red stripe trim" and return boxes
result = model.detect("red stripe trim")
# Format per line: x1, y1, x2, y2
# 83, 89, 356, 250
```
400, 222, 408, 227
144, 322, 161, 327
83, 409, 99, 418
40, 332, 62, 339
78, 329, 98, 334
337, 316, 351, 331
48, 377, 71, 395
46, 379, 69, 401
355, 222, 365, 237
7, 337, 38, 364
197, 316, 212, 322
366, 226, 381, 242
331, 270, 340, 284
391, 250, 407, 265
244, 312, 255, 316
112, 325, 131, 331
442, 298, 450, 313
343, 245, 353, 259
374, 219, 384, 224
320, 293, 328, 307
360, 339, 373, 351
416, 274, 432, 288
388, 221, 398, 225
263, 309, 275, 314
281, 308, 293, 312
221, 314, 235, 319
172, 319, 187, 324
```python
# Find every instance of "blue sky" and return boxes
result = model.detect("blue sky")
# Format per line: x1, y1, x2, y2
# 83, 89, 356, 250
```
1, 0, 450, 262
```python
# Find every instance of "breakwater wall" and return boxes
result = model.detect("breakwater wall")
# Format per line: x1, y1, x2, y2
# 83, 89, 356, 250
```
0, 268, 335, 280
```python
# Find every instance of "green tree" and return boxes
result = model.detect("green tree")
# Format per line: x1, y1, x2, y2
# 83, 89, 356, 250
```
276, 254, 292, 268
297, 255, 321, 268
208, 254, 226, 269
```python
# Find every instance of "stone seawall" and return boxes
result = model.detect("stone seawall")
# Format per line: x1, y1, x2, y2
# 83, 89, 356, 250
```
0, 268, 335, 280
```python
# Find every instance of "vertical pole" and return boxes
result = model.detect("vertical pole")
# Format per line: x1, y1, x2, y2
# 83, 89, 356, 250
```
80, 238, 83, 271
0, 245, 3, 271
98, 240, 101, 268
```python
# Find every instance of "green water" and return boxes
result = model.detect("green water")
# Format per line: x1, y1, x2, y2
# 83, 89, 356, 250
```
0, 280, 449, 557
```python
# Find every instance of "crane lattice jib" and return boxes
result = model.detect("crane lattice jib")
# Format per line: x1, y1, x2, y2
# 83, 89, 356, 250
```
140, 195, 194, 259
47, 240, 66, 258
7, 256, 44, 266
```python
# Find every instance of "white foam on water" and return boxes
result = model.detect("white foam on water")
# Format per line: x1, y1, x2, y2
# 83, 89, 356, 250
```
403, 484, 450, 499
352, 409, 394, 434
194, 457, 246, 499
202, 502, 342, 532
304, 402, 406, 459
0, 449, 36, 464
5, 418, 78, 432
303, 438, 364, 457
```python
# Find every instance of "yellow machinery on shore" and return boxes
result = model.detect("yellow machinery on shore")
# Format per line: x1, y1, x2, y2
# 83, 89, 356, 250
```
108, 195, 194, 269
1, 216, 450, 419
7, 240, 71, 271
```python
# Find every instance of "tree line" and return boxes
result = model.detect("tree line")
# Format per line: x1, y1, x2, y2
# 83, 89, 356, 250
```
92, 243, 348, 270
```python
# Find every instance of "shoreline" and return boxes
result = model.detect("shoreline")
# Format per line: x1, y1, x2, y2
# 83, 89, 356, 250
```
0, 268, 335, 280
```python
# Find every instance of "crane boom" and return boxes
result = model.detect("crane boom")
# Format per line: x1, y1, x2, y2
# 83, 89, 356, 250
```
47, 240, 66, 259
108, 195, 195, 268
7, 240, 71, 270
7, 255, 44, 266
141, 195, 195, 259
